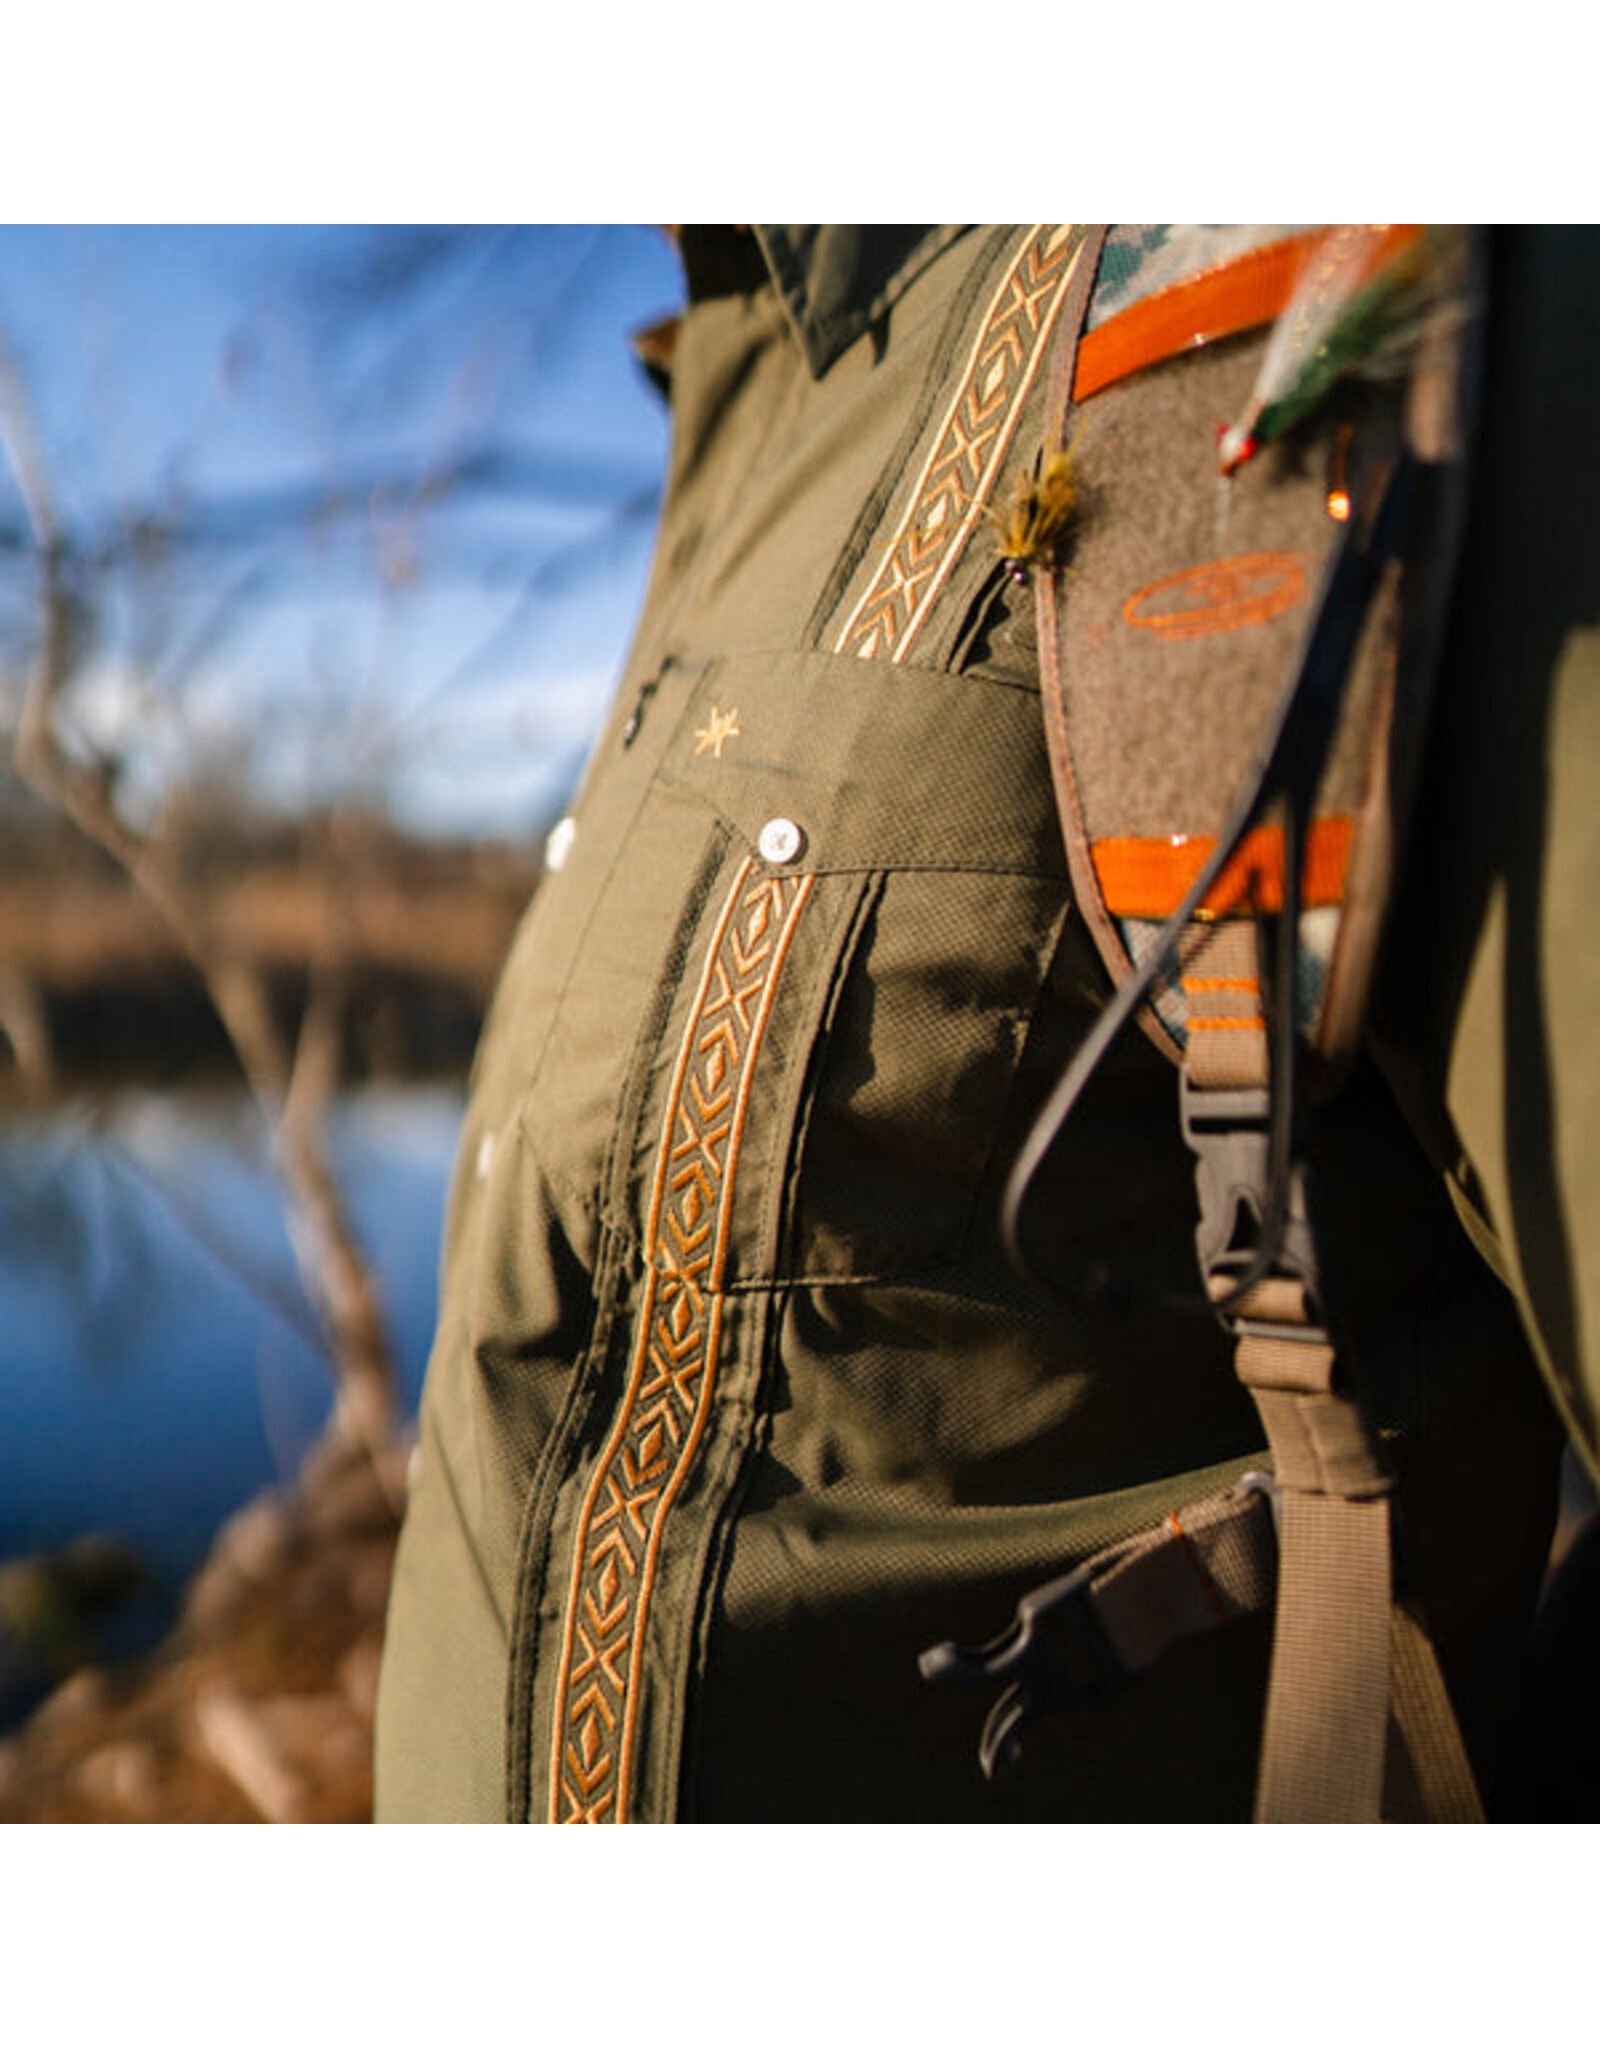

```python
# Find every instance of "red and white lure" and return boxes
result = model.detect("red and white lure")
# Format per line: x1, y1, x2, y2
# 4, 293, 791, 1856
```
1217, 224, 1471, 479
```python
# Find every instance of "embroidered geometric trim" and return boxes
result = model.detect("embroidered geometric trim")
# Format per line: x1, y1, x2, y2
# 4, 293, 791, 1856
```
832, 224, 1087, 665
547, 856, 814, 1823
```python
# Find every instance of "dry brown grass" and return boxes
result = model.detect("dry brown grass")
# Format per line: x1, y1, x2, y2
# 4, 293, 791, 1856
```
0, 1440, 406, 1823
0, 858, 534, 996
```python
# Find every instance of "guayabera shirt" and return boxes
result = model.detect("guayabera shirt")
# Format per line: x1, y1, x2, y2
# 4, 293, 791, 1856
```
375, 227, 1571, 1823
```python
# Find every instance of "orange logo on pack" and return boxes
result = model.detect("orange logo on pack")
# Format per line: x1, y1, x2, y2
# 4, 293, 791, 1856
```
1122, 552, 1307, 641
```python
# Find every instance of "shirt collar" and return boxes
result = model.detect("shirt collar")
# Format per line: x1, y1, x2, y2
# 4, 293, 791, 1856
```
751, 225, 969, 377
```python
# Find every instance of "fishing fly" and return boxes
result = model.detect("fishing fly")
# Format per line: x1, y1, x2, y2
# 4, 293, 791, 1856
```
1217, 225, 1471, 478
989, 434, 1083, 583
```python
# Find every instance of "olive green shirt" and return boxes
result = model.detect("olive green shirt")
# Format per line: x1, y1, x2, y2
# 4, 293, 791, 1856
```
375, 227, 1574, 1823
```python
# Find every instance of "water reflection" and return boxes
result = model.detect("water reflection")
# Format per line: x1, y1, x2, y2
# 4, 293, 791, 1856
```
0, 1085, 455, 1582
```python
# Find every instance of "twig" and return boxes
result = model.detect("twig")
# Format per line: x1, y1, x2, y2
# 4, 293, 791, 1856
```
0, 334, 399, 1478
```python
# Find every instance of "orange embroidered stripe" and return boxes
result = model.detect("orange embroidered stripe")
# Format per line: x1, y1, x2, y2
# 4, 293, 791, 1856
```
547, 857, 813, 1823
834, 225, 1086, 664
1072, 225, 1424, 403
1092, 817, 1353, 918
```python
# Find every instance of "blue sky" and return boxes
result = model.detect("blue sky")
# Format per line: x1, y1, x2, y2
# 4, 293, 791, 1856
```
0, 225, 684, 839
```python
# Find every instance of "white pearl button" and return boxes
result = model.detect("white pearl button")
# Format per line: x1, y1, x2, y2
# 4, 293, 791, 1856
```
758, 817, 806, 865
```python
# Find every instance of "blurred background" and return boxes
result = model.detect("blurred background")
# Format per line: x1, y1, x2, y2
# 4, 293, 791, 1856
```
0, 223, 683, 1818
0, 224, 1591, 1826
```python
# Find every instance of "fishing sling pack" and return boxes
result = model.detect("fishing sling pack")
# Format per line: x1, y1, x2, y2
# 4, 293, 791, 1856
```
922, 226, 1497, 1823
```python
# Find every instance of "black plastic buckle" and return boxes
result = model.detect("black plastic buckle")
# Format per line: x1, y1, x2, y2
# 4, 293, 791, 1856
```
1179, 1074, 1325, 1338
918, 1559, 1127, 1780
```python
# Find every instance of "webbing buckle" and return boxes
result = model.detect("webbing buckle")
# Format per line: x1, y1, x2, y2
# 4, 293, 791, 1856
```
1179, 1074, 1325, 1339
918, 1559, 1127, 1780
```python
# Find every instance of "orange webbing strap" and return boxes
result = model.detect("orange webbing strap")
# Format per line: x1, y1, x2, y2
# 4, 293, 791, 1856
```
1189, 919, 1483, 1823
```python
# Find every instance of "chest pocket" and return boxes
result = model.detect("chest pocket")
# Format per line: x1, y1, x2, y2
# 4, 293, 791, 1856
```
485, 644, 1072, 1292
637, 648, 1073, 1288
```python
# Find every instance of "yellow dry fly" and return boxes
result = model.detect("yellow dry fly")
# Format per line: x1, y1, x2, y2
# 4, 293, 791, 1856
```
989, 435, 1081, 583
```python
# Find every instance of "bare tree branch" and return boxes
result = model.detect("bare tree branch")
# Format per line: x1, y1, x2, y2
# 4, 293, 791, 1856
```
0, 336, 398, 1485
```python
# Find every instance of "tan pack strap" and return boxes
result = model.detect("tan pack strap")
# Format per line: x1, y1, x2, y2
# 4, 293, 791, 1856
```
926, 1413, 1478, 1819
1235, 1325, 1482, 1821
1253, 1505, 1477, 1824
1085, 1480, 1277, 1670
1180, 919, 1268, 1091
1231, 1305, 1394, 1821
1254, 1490, 1394, 1822
1387, 1602, 1486, 1823
1235, 1332, 1389, 1498
1191, 921, 1481, 1823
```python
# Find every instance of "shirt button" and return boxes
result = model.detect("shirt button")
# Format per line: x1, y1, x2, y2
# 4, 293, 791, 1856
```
545, 815, 577, 872
758, 817, 806, 866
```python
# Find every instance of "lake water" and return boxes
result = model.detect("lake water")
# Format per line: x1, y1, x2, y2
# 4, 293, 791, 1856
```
0, 1085, 458, 1588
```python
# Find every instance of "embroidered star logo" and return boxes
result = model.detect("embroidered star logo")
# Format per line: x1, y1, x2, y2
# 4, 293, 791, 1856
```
693, 705, 741, 759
